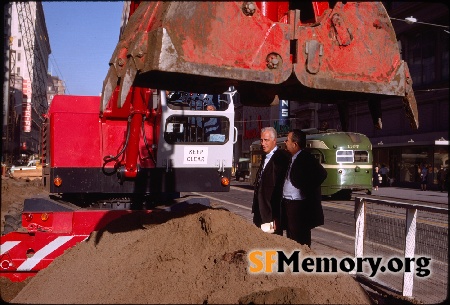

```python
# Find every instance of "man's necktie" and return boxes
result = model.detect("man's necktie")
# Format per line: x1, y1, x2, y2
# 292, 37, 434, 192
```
285, 157, 293, 181
255, 154, 266, 187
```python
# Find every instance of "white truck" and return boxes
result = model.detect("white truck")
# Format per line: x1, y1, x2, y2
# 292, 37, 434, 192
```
8, 159, 42, 178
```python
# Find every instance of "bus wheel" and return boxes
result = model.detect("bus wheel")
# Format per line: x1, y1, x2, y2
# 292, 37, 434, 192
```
342, 190, 352, 200
333, 189, 352, 200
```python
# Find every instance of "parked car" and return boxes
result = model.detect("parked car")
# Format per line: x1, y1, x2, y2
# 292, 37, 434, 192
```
235, 160, 250, 181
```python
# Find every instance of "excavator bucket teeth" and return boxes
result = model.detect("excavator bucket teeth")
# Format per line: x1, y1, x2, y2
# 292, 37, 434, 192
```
118, 62, 138, 108
401, 63, 419, 130
100, 67, 118, 112
403, 85, 419, 130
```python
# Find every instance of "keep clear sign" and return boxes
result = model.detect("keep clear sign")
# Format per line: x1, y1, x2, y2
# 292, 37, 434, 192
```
184, 147, 208, 164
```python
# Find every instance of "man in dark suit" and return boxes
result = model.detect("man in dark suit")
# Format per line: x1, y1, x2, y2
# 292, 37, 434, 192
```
282, 129, 327, 247
252, 127, 290, 235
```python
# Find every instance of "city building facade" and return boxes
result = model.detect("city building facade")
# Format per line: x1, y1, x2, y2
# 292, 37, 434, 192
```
2, 2, 56, 165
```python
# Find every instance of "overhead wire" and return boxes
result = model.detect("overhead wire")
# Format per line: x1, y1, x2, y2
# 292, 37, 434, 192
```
390, 17, 449, 30
49, 53, 70, 95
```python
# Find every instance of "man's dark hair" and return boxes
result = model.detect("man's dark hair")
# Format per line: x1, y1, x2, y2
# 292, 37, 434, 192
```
291, 129, 306, 148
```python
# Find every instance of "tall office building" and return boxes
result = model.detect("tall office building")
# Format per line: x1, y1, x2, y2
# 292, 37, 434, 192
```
3, 2, 53, 164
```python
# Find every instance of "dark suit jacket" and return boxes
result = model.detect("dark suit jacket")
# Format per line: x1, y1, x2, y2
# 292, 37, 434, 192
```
252, 148, 290, 225
289, 149, 327, 229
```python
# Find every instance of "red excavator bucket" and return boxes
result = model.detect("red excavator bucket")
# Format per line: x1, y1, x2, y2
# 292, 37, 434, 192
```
101, 1, 418, 130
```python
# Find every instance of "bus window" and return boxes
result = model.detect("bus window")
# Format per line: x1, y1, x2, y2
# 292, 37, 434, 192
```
336, 150, 354, 163
354, 151, 369, 162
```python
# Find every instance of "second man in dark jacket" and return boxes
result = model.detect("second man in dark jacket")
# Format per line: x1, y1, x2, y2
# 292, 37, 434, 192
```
282, 129, 327, 247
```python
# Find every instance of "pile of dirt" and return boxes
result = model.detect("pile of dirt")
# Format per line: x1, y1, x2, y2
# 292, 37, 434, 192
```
2, 177, 372, 304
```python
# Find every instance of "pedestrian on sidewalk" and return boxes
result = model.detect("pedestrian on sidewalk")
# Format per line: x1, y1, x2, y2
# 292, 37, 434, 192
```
437, 165, 446, 192
420, 164, 428, 191
372, 166, 381, 191
379, 164, 389, 187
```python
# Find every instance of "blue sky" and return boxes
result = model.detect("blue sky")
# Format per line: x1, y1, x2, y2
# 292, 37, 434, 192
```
43, 1, 124, 96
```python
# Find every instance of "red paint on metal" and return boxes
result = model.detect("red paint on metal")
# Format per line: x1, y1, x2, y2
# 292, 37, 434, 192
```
48, 95, 102, 168
0, 209, 154, 282
113, 2, 408, 97
1, 233, 89, 282
157, 2, 291, 77
295, 2, 402, 90
256, 2, 289, 22
129, 1, 141, 19
123, 87, 151, 178
48, 90, 157, 170
104, 1, 418, 127
312, 2, 330, 19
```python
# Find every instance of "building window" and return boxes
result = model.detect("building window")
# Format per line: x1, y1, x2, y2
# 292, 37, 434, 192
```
406, 31, 437, 86
442, 33, 449, 81
17, 67, 20, 76
422, 32, 436, 85
17, 52, 21, 61
399, 147, 429, 183
18, 39, 21, 48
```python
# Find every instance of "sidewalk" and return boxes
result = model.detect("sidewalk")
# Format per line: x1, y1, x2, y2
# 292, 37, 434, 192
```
354, 187, 448, 205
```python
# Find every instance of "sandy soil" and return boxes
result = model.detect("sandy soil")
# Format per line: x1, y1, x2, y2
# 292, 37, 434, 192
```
1, 176, 372, 304
1, 176, 47, 234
